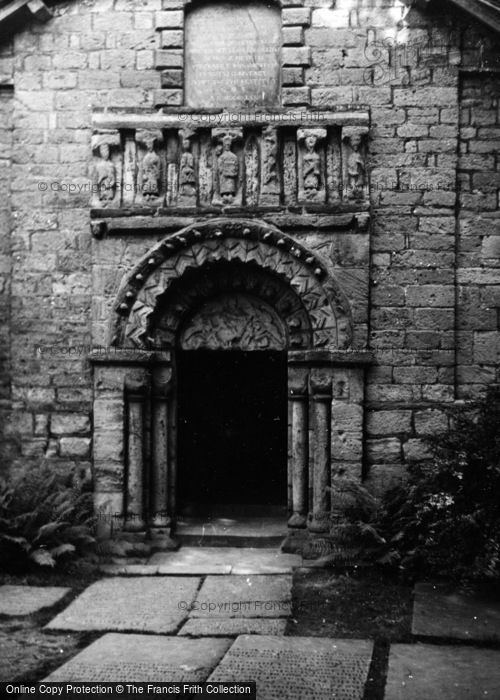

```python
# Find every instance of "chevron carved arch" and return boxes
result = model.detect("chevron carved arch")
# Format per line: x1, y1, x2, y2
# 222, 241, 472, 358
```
110, 219, 353, 350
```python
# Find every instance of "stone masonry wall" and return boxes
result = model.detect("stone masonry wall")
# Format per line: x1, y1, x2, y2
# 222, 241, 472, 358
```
0, 0, 499, 500
458, 68, 500, 399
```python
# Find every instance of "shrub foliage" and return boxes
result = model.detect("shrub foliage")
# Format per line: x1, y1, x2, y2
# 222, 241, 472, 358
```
377, 386, 500, 583
0, 464, 95, 569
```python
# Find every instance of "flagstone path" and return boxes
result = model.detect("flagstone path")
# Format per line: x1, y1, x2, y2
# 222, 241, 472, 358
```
4, 548, 500, 697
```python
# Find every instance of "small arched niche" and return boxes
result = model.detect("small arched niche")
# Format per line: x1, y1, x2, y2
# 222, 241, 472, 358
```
184, 0, 282, 109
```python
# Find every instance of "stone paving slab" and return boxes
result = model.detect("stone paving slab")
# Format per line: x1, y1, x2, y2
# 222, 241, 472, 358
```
412, 582, 500, 641
99, 564, 160, 575
149, 547, 301, 574
209, 635, 373, 699
0, 586, 71, 616
385, 643, 500, 700
179, 618, 287, 636
190, 575, 292, 618
45, 577, 200, 633
44, 633, 232, 682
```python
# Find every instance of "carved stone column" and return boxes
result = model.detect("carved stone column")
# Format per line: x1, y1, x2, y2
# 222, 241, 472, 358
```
124, 376, 148, 532
287, 378, 309, 530
150, 367, 171, 529
309, 377, 332, 533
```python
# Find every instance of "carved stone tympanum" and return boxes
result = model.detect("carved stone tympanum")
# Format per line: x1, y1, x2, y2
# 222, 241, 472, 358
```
180, 293, 287, 351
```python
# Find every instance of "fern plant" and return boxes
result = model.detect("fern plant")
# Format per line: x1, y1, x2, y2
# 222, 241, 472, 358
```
0, 464, 96, 569
375, 385, 500, 583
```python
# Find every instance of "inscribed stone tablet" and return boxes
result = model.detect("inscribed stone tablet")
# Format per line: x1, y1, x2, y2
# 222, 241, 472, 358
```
0, 585, 70, 616
45, 577, 200, 633
385, 644, 500, 700
45, 633, 233, 682
190, 575, 292, 618
185, 1, 281, 109
179, 618, 287, 636
208, 635, 373, 700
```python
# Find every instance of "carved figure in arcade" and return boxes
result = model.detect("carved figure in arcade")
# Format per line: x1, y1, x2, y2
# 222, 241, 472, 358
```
179, 131, 196, 200
136, 130, 163, 202
91, 131, 120, 207
344, 130, 367, 200
297, 128, 326, 203
212, 129, 242, 205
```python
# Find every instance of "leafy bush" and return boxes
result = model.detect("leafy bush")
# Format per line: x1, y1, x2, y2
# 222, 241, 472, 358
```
376, 386, 500, 583
0, 464, 96, 570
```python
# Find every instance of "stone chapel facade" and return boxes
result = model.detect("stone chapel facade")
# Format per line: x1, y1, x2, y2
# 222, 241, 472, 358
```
0, 0, 499, 550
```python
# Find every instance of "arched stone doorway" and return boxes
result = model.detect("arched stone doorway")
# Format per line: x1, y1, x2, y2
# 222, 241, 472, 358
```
92, 219, 371, 551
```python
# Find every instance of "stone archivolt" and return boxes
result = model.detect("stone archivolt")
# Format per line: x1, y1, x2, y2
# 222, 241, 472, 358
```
110, 219, 353, 351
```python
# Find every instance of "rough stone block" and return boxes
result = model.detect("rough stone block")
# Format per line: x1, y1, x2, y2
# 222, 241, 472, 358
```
366, 438, 401, 464
153, 89, 182, 107
160, 30, 183, 49
282, 87, 311, 105
414, 409, 448, 435
154, 49, 183, 69
282, 67, 304, 86
59, 437, 91, 457
282, 46, 311, 66
155, 10, 183, 28
283, 26, 304, 45
160, 69, 183, 87
403, 438, 432, 462
282, 8, 311, 25
366, 410, 412, 436
51, 412, 90, 435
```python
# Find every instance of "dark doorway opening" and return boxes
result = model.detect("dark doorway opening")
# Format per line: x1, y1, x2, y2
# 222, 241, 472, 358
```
176, 350, 287, 514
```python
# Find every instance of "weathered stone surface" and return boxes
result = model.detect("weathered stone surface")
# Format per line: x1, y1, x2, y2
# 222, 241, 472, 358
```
0, 586, 71, 616
190, 575, 292, 619
50, 413, 90, 435
45, 633, 232, 682
208, 636, 373, 699
185, 2, 281, 108
179, 618, 287, 637
149, 547, 301, 575
45, 577, 200, 633
412, 582, 500, 641
385, 644, 500, 700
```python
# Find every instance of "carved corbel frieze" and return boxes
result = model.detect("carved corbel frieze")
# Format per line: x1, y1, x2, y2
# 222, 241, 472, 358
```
342, 126, 369, 202
91, 130, 121, 208
211, 128, 243, 206
297, 127, 327, 204
135, 129, 164, 205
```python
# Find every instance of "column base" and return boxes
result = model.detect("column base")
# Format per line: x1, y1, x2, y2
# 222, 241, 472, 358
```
287, 512, 307, 529
281, 528, 308, 554
149, 528, 179, 552
123, 518, 146, 533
